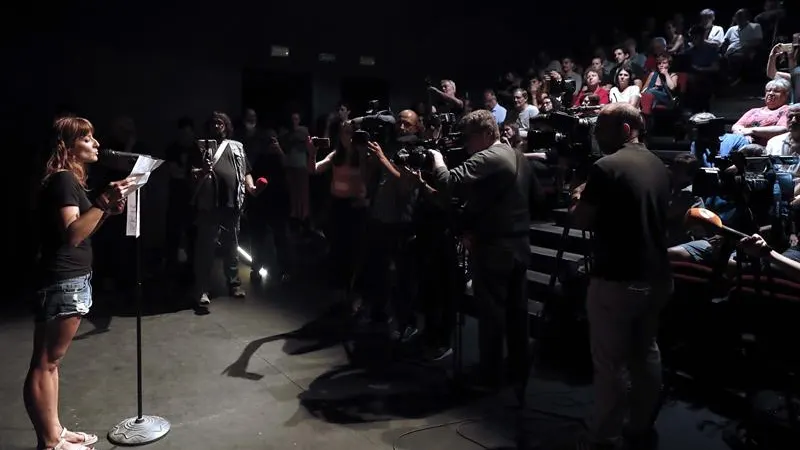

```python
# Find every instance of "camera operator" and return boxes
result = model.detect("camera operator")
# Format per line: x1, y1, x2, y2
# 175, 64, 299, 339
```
569, 103, 672, 449
428, 110, 532, 393
358, 110, 424, 339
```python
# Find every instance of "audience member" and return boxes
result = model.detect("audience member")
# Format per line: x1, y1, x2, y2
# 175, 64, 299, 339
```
642, 55, 678, 109
609, 64, 641, 108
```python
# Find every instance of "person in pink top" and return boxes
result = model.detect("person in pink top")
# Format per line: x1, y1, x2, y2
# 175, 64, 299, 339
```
313, 122, 368, 302
731, 78, 791, 146
697, 78, 791, 166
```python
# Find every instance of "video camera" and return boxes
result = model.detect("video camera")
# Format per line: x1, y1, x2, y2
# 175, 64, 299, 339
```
352, 100, 396, 147
427, 112, 457, 128
393, 131, 468, 172
693, 155, 798, 200
527, 110, 596, 157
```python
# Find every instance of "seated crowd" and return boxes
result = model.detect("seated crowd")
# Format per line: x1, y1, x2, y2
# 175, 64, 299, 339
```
486, 5, 796, 128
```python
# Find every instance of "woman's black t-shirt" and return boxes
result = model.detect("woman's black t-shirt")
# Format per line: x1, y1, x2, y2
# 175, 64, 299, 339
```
37, 171, 93, 285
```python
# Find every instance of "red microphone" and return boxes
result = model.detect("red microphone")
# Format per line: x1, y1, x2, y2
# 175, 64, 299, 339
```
256, 177, 268, 187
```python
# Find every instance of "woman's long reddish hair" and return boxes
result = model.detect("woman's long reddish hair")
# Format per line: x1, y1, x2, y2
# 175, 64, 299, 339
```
44, 116, 94, 187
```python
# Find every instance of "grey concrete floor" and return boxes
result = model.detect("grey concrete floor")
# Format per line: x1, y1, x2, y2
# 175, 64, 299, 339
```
0, 271, 737, 450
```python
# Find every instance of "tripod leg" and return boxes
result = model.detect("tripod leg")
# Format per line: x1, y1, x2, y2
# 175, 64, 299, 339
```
550, 224, 571, 289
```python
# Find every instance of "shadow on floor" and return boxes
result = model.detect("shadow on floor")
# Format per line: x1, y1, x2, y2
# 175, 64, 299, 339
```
299, 364, 465, 424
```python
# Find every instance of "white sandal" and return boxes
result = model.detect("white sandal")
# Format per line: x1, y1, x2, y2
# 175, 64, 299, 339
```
60, 427, 98, 446
44, 439, 93, 450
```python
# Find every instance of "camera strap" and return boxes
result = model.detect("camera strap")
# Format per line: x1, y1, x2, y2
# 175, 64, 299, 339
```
212, 140, 230, 168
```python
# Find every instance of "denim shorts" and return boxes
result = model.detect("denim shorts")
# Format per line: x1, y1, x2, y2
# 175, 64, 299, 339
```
34, 272, 93, 322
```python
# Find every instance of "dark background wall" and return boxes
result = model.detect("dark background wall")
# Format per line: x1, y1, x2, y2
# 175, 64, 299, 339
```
2, 0, 791, 295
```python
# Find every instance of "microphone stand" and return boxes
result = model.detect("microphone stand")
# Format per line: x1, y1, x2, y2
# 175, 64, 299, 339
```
108, 181, 171, 446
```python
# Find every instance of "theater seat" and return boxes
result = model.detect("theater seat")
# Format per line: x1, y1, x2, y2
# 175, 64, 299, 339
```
671, 261, 715, 284
731, 275, 800, 303
642, 73, 689, 139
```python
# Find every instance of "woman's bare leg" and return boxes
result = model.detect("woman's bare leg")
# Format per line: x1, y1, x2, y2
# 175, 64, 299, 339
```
24, 316, 83, 448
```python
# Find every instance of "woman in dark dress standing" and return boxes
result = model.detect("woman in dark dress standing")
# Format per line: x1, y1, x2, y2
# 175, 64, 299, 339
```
24, 117, 133, 450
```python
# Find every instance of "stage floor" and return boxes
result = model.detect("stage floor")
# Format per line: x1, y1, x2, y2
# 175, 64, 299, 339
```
0, 269, 736, 450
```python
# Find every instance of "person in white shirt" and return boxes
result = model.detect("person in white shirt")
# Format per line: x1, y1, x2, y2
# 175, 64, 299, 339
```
766, 103, 800, 175
608, 64, 641, 108
700, 8, 725, 48
724, 9, 763, 84
724, 9, 763, 58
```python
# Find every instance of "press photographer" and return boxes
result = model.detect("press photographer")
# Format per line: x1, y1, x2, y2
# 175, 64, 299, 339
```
356, 109, 425, 340
428, 110, 532, 394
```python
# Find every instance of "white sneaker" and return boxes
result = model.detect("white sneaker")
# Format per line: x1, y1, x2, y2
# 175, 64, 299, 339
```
199, 293, 211, 306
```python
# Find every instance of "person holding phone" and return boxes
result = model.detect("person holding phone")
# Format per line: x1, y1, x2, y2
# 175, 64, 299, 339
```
766, 33, 799, 103
312, 122, 368, 302
25, 117, 135, 450
190, 111, 257, 305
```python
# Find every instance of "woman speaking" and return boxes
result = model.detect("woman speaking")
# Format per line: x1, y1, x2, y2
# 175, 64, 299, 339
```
24, 117, 134, 450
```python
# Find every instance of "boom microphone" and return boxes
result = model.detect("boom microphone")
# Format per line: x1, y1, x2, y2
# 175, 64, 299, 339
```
684, 207, 773, 250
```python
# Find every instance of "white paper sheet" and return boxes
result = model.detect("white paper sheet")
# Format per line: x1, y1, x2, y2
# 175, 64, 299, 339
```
125, 155, 164, 237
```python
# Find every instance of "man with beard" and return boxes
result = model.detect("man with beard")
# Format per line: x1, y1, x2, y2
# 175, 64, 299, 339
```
190, 111, 257, 306
570, 103, 672, 450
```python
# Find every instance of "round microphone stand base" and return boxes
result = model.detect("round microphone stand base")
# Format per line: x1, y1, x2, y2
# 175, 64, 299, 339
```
108, 415, 171, 446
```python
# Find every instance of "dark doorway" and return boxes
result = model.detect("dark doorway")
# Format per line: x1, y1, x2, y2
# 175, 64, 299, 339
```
242, 69, 314, 133
340, 77, 391, 116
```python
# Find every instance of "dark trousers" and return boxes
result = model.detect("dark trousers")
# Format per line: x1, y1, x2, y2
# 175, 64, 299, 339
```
328, 198, 368, 290
248, 206, 290, 276
418, 231, 460, 348
361, 221, 416, 325
471, 242, 530, 387
192, 207, 241, 298
165, 182, 191, 268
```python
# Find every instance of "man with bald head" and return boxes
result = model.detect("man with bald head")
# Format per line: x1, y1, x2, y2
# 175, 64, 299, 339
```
359, 108, 426, 338
570, 103, 671, 449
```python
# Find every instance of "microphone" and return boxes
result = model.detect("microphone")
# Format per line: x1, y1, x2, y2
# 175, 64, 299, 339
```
99, 149, 147, 160
684, 207, 773, 250
256, 177, 268, 187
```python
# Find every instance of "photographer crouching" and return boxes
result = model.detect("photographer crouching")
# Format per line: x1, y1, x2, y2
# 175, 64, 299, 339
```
428, 110, 532, 395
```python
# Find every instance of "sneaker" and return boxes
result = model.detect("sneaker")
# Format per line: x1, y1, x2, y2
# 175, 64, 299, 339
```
230, 286, 246, 298
198, 293, 211, 306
